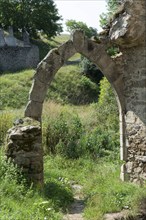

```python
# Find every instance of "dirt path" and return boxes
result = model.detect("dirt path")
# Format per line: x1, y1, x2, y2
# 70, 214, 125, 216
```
63, 184, 84, 220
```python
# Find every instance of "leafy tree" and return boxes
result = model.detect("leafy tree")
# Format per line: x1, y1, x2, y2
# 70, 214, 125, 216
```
0, 0, 63, 38
66, 19, 97, 38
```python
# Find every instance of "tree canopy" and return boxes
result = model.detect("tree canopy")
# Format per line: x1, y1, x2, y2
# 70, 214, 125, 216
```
0, 0, 63, 38
65, 19, 97, 38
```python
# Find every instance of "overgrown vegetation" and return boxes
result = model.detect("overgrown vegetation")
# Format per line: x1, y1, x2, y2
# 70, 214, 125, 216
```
43, 91, 119, 160
0, 71, 145, 219
0, 32, 146, 220
0, 150, 73, 220
1, 147, 145, 220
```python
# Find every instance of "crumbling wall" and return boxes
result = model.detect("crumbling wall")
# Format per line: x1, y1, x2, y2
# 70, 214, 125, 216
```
0, 27, 39, 72
6, 118, 43, 186
108, 0, 146, 183
0, 46, 39, 72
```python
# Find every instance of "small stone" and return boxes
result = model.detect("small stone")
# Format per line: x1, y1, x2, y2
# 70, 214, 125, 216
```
9, 131, 23, 140
136, 156, 146, 163
134, 167, 142, 174
126, 161, 133, 173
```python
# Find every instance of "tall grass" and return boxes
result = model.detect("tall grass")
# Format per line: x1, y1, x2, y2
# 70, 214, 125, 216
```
0, 109, 23, 145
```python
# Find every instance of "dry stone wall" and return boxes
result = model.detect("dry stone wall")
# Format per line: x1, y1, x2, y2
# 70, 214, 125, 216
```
0, 45, 39, 72
0, 27, 39, 72
6, 118, 43, 186
122, 44, 146, 183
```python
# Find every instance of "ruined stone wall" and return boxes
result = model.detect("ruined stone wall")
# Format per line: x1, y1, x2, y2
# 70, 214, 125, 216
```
6, 118, 44, 186
123, 46, 146, 183
0, 27, 39, 72
0, 45, 39, 72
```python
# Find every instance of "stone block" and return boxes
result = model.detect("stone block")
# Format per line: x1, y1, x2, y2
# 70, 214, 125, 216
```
24, 100, 43, 121
136, 156, 146, 163
29, 78, 48, 103
57, 40, 76, 61
72, 30, 85, 52
126, 161, 133, 173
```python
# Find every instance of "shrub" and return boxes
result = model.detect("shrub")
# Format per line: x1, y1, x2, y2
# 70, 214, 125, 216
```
93, 77, 119, 136
80, 57, 103, 84
79, 127, 118, 159
44, 106, 119, 159
45, 111, 83, 159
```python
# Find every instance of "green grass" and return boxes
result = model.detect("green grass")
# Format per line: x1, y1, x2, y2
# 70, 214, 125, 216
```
68, 53, 80, 61
0, 110, 23, 144
1, 148, 145, 220
0, 64, 99, 110
0, 150, 73, 220
47, 64, 99, 105
52, 34, 70, 44
0, 69, 34, 110
33, 34, 80, 61
44, 156, 146, 220
32, 34, 70, 60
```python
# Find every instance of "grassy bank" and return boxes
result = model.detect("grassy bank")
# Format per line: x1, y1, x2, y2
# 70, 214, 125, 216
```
0, 64, 99, 110
1, 148, 146, 220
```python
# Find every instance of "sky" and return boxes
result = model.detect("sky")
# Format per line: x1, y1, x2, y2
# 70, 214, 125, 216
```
54, 0, 108, 33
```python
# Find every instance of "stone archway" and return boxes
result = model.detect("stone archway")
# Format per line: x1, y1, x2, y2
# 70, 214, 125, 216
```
25, 30, 124, 122
6, 0, 146, 185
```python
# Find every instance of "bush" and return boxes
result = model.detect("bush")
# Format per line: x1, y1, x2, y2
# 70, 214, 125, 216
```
93, 77, 119, 132
79, 127, 119, 159
45, 111, 83, 159
80, 57, 103, 84
44, 105, 119, 159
